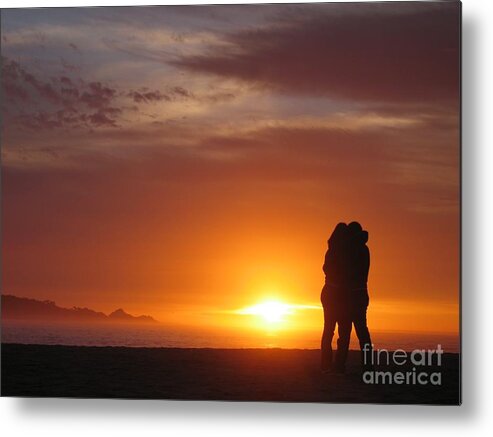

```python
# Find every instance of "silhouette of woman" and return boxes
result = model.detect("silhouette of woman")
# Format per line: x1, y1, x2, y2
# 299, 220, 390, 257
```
334, 222, 373, 371
320, 222, 351, 372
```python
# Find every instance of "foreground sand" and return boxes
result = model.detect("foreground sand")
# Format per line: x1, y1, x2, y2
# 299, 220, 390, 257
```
1, 344, 460, 404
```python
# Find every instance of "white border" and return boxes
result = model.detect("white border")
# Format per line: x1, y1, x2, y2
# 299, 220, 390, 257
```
2, 0, 493, 435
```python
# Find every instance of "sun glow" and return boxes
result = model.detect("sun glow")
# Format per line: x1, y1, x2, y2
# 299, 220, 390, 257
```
237, 300, 293, 324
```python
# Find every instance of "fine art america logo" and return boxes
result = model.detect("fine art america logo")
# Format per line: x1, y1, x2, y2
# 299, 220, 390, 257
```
362, 344, 444, 385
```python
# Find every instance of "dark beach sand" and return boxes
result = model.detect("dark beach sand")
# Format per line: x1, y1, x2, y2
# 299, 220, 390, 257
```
1, 344, 460, 404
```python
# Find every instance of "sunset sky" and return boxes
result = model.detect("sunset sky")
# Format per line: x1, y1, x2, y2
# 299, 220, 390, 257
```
1, 2, 460, 338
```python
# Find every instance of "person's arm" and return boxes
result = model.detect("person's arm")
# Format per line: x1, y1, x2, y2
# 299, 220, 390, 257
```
323, 250, 331, 276
362, 246, 370, 285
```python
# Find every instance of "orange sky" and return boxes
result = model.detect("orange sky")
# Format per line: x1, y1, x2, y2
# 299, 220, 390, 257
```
1, 3, 460, 338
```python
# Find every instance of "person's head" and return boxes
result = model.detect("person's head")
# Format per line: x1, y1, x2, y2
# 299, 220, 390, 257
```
348, 221, 368, 244
347, 221, 363, 236
328, 222, 348, 247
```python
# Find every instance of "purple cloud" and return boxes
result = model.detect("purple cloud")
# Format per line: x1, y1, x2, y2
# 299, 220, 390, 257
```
172, 3, 460, 107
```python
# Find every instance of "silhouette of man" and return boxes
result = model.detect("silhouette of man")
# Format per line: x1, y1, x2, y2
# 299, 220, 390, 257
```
320, 222, 351, 372
334, 221, 373, 372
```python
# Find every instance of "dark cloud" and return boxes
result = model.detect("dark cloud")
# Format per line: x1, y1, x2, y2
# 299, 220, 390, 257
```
87, 109, 119, 127
22, 73, 61, 104
2, 57, 122, 129
128, 89, 172, 103
126, 86, 232, 105
172, 86, 193, 99
172, 2, 460, 106
79, 81, 117, 109
2, 56, 236, 132
126, 86, 195, 104
201, 91, 235, 104
68, 42, 80, 52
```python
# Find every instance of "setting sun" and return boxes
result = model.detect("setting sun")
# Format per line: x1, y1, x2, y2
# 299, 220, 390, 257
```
237, 301, 293, 323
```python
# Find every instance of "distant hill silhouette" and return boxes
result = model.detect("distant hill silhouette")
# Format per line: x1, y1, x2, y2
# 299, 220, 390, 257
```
108, 308, 155, 323
1, 295, 157, 324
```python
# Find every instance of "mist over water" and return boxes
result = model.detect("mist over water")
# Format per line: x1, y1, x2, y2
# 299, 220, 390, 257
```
1, 321, 460, 353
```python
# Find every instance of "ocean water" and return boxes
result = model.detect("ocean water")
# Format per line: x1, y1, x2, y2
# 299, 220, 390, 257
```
1, 321, 460, 353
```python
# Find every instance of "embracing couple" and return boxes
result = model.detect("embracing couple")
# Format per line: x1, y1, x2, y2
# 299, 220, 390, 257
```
321, 221, 373, 374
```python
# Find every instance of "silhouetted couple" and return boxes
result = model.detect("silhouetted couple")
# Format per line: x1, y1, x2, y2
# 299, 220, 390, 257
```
320, 221, 372, 374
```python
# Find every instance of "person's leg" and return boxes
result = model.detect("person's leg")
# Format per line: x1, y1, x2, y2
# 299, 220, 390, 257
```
321, 305, 336, 371
334, 318, 352, 373
353, 294, 373, 368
